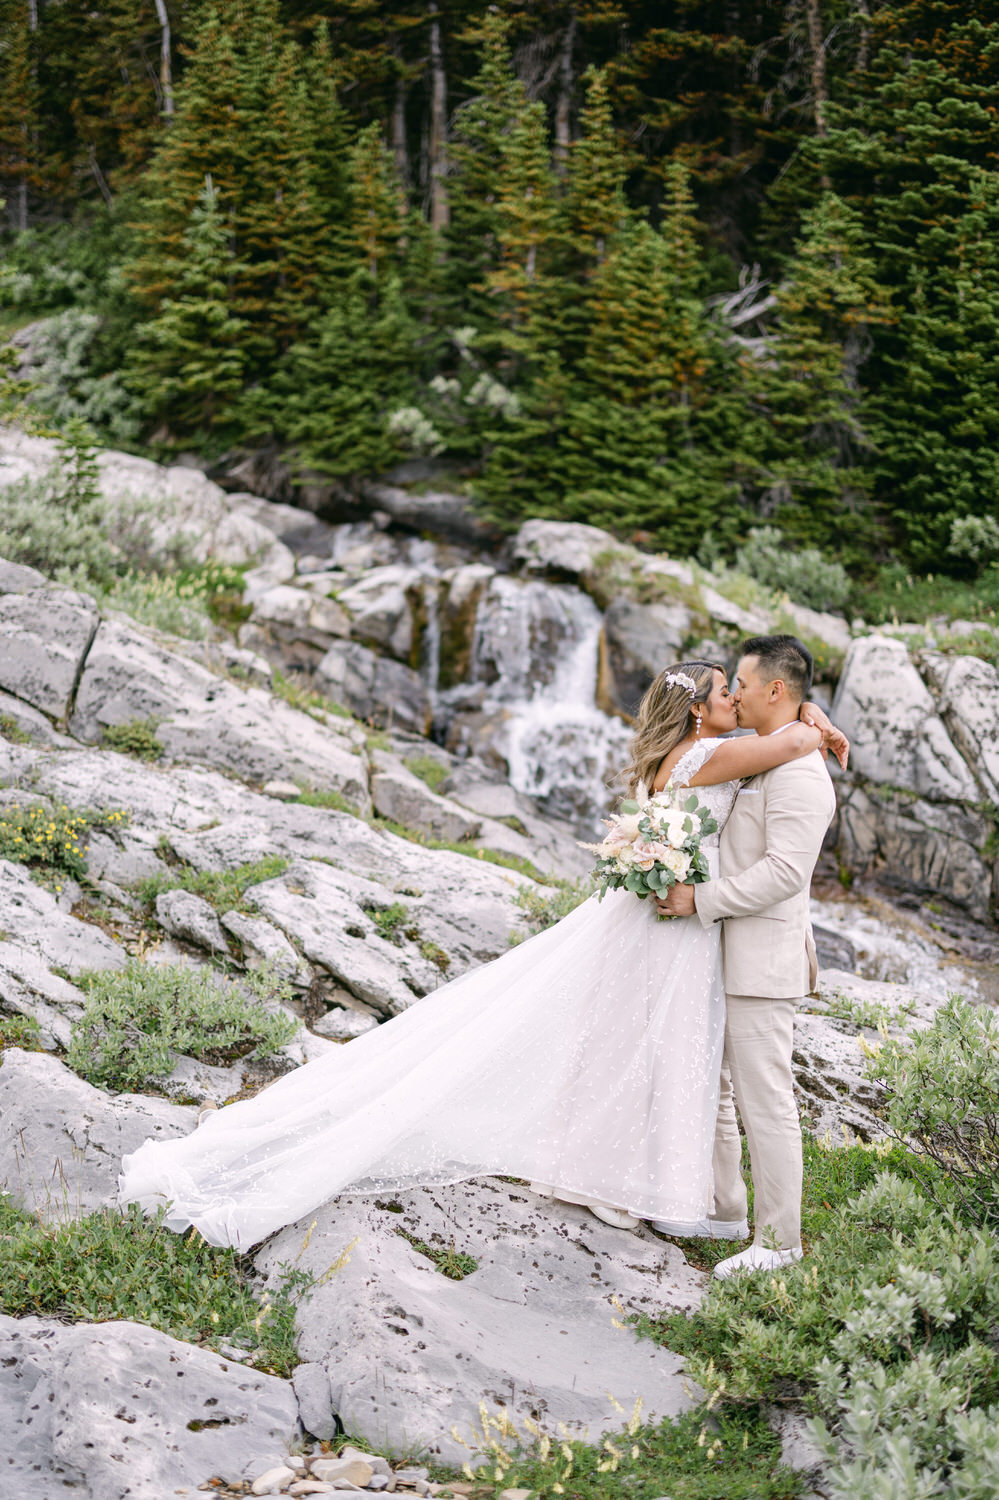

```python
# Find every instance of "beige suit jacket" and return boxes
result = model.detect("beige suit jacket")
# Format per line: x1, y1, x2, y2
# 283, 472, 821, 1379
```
693, 749, 836, 998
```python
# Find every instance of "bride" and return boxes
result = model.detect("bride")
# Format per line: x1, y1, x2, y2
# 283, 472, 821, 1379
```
119, 660, 844, 1250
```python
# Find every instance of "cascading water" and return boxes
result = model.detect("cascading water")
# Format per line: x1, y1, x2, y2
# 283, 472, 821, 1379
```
466, 576, 631, 833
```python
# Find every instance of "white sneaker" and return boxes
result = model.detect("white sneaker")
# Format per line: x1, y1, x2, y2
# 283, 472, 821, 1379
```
713, 1244, 803, 1280
651, 1216, 749, 1240
588, 1204, 640, 1232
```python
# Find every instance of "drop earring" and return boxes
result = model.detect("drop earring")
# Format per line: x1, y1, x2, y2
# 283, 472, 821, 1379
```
695, 714, 702, 738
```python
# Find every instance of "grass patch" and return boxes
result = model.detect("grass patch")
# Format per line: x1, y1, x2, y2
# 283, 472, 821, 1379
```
137, 854, 290, 913
0, 801, 131, 882
445, 1403, 800, 1499
0, 1013, 44, 1051
395, 1228, 477, 1281
102, 717, 163, 761
403, 754, 450, 793
66, 960, 298, 1091
368, 900, 410, 943
0, 713, 31, 744
273, 669, 352, 720
859, 561, 999, 626
419, 939, 450, 973
510, 876, 594, 944
371, 815, 554, 885
93, 562, 248, 639
0, 1198, 306, 1377
294, 787, 361, 815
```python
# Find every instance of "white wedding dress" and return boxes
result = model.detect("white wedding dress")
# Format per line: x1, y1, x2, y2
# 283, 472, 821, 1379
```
119, 741, 738, 1248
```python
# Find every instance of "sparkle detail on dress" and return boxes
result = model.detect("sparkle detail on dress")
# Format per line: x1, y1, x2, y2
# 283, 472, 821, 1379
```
119, 739, 740, 1249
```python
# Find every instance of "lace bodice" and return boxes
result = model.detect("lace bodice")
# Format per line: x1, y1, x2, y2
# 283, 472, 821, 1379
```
668, 737, 739, 847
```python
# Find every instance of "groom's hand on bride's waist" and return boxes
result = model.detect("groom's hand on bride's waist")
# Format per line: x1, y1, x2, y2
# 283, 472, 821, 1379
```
657, 884, 696, 918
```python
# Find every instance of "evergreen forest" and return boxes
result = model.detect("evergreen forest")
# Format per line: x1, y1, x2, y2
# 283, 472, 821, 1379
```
2, 0, 998, 591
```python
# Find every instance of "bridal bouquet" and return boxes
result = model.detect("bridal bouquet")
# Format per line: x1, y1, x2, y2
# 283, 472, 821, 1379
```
581, 782, 718, 912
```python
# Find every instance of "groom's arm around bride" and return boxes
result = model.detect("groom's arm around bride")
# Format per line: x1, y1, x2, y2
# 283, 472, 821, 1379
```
659, 634, 838, 1276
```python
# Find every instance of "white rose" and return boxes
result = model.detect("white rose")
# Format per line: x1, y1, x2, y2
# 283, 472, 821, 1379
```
662, 848, 692, 881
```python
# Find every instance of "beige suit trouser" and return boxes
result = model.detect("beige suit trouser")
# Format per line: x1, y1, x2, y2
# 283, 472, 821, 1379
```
711, 995, 802, 1250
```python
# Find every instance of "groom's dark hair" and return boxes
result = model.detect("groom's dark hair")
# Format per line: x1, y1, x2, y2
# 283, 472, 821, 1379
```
740, 634, 813, 702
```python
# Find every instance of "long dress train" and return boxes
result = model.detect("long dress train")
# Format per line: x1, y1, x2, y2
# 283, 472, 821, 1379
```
119, 741, 737, 1249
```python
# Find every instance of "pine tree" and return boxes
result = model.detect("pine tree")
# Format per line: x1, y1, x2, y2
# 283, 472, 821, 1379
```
0, 0, 40, 227
751, 192, 893, 558
126, 176, 249, 436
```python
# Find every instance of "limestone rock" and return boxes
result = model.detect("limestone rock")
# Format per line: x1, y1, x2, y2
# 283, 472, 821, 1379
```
920, 650, 999, 804
0, 1313, 299, 1496
154, 887, 230, 954
697, 583, 771, 635
246, 860, 440, 1016
0, 556, 47, 593
0, 859, 126, 974
315, 639, 431, 735
598, 596, 692, 718
371, 752, 482, 844
360, 481, 501, 547
438, 761, 592, 879
0, 1048, 194, 1218
256, 1176, 702, 1465
0, 940, 86, 1049
312, 1006, 379, 1040
336, 565, 423, 660
250, 583, 350, 645
835, 778, 992, 921
221, 909, 311, 983
778, 599, 852, 661
0, 688, 78, 747
513, 519, 615, 580
0, 586, 99, 720
438, 563, 495, 689
832, 635, 978, 802
70, 619, 370, 811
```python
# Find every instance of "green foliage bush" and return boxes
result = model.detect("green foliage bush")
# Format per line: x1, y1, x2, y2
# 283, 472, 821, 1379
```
92, 562, 246, 640
734, 527, 851, 614
101, 718, 163, 761
0, 1013, 43, 1050
872, 994, 999, 1230
138, 854, 290, 913
0, 802, 130, 881
66, 960, 298, 1091
25, 309, 142, 444
0, 1197, 305, 1377
510, 878, 594, 944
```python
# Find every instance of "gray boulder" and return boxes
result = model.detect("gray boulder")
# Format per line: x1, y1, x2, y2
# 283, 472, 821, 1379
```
361, 480, 501, 547
257, 1176, 702, 1462
0, 1048, 194, 1218
835, 779, 993, 922
0, 556, 47, 593
0, 1314, 299, 1497
598, 596, 692, 718
246, 860, 441, 1016
71, 619, 370, 811
370, 750, 482, 844
0, 940, 87, 1050
335, 565, 423, 660
438, 562, 495, 689
248, 582, 350, 646
832, 635, 978, 802
315, 638, 431, 735
220, 910, 311, 983
921, 650, 999, 805
0, 586, 99, 720
513, 519, 615, 580
154, 888, 230, 955
0, 859, 126, 974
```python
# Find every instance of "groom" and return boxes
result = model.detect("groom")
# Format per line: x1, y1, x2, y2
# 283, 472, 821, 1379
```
658, 635, 838, 1278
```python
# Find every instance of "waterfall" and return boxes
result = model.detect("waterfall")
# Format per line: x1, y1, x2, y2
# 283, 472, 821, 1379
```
468, 577, 631, 832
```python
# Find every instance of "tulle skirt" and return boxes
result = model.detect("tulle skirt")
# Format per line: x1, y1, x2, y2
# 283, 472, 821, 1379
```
119, 888, 725, 1249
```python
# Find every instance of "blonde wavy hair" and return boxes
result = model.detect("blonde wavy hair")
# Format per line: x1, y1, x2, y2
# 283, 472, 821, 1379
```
623, 660, 725, 795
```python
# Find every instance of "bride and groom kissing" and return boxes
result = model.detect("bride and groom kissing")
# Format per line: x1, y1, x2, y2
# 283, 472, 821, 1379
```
120, 632, 847, 1286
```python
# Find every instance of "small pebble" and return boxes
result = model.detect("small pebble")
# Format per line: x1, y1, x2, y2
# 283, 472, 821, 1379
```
310, 1458, 373, 1487
366, 1480, 390, 1494
289, 1484, 335, 1496
262, 780, 302, 800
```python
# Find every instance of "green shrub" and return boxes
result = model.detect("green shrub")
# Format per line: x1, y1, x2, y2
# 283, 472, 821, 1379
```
66, 960, 298, 1091
0, 1197, 306, 1377
294, 788, 361, 815
102, 717, 163, 761
643, 1141, 999, 1500
23, 309, 142, 444
137, 855, 290, 913
871, 994, 999, 1230
734, 526, 850, 613
0, 801, 130, 881
90, 561, 246, 639
395, 1229, 477, 1280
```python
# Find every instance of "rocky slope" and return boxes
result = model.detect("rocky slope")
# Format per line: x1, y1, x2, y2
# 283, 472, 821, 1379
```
0, 428, 997, 1494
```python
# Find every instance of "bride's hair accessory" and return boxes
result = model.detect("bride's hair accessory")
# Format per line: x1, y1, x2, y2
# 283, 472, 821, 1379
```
663, 670, 697, 697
